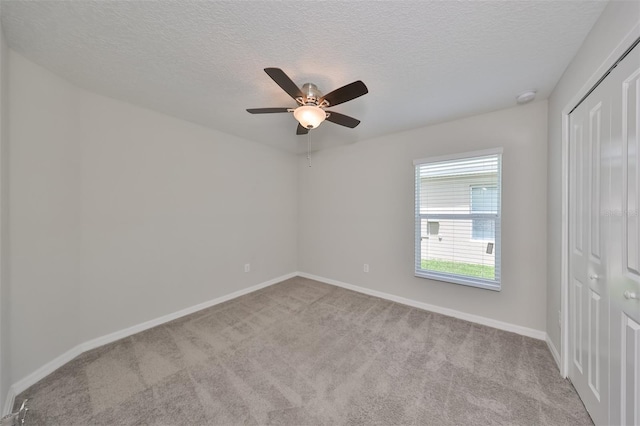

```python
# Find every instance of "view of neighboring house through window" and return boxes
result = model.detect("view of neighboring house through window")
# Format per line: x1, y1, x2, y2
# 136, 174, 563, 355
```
414, 149, 502, 291
471, 185, 498, 241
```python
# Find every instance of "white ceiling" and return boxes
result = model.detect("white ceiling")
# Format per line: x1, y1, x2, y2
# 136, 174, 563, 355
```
0, 1, 607, 153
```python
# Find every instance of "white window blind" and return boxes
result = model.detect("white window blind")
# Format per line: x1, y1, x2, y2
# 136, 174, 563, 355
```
414, 149, 502, 291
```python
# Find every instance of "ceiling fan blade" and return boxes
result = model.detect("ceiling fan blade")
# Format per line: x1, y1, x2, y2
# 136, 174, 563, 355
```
246, 108, 291, 114
296, 123, 309, 135
325, 111, 361, 128
321, 80, 368, 107
264, 68, 303, 100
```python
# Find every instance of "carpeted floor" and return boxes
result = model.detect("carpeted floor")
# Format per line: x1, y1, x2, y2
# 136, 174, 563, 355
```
15, 277, 592, 425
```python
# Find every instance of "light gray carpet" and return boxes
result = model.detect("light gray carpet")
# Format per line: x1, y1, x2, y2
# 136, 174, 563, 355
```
15, 277, 592, 425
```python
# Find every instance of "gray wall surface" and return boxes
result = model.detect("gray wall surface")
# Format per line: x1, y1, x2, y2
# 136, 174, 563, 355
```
298, 101, 548, 332
0, 18, 10, 412
8, 52, 298, 385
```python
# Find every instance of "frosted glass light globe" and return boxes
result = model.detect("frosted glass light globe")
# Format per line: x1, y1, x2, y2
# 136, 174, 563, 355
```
293, 106, 327, 129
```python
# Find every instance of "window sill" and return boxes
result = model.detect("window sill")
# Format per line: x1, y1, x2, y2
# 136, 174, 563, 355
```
415, 270, 501, 291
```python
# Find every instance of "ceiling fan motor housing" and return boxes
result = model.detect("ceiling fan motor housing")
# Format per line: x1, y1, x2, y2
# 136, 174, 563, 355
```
300, 83, 323, 106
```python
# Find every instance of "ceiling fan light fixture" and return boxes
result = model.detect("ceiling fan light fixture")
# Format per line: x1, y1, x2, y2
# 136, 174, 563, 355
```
293, 105, 326, 129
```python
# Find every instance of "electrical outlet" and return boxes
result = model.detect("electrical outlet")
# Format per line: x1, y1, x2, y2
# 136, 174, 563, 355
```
244, 263, 250, 273
363, 264, 369, 273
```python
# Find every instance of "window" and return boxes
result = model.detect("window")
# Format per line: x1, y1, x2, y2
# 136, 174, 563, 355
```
414, 149, 502, 291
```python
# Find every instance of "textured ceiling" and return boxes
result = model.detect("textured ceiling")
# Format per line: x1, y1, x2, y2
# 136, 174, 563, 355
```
1, 1, 607, 153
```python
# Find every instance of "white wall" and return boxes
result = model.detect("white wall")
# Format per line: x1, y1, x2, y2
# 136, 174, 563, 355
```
0, 19, 10, 410
77, 85, 298, 340
9, 53, 297, 385
298, 100, 548, 332
546, 1, 640, 352
9, 51, 82, 387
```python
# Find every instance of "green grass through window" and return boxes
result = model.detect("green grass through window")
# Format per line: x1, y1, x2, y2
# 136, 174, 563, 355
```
421, 259, 495, 280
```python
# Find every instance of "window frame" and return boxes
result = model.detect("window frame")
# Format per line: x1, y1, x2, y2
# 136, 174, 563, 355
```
414, 148, 503, 291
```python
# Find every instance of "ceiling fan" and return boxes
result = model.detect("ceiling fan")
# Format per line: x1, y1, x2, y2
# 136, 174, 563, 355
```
246, 68, 368, 135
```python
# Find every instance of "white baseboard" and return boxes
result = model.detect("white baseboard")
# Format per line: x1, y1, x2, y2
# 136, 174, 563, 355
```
546, 334, 562, 373
2, 387, 14, 418
8, 344, 84, 415
4, 272, 296, 415
297, 272, 546, 341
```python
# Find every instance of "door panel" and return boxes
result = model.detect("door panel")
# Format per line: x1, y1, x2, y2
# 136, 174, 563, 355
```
573, 279, 584, 373
622, 315, 639, 426
588, 289, 601, 399
590, 102, 602, 262
569, 57, 612, 426
573, 118, 585, 256
623, 66, 639, 278
610, 45, 640, 426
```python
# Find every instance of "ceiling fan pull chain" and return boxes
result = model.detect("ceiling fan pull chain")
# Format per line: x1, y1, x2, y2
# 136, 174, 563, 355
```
307, 133, 312, 168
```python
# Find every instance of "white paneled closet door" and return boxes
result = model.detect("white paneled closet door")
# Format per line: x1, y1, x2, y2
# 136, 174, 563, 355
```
609, 43, 640, 426
569, 62, 611, 426
569, 41, 640, 426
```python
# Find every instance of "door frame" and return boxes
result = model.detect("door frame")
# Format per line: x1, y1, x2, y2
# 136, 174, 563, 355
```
560, 23, 640, 378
